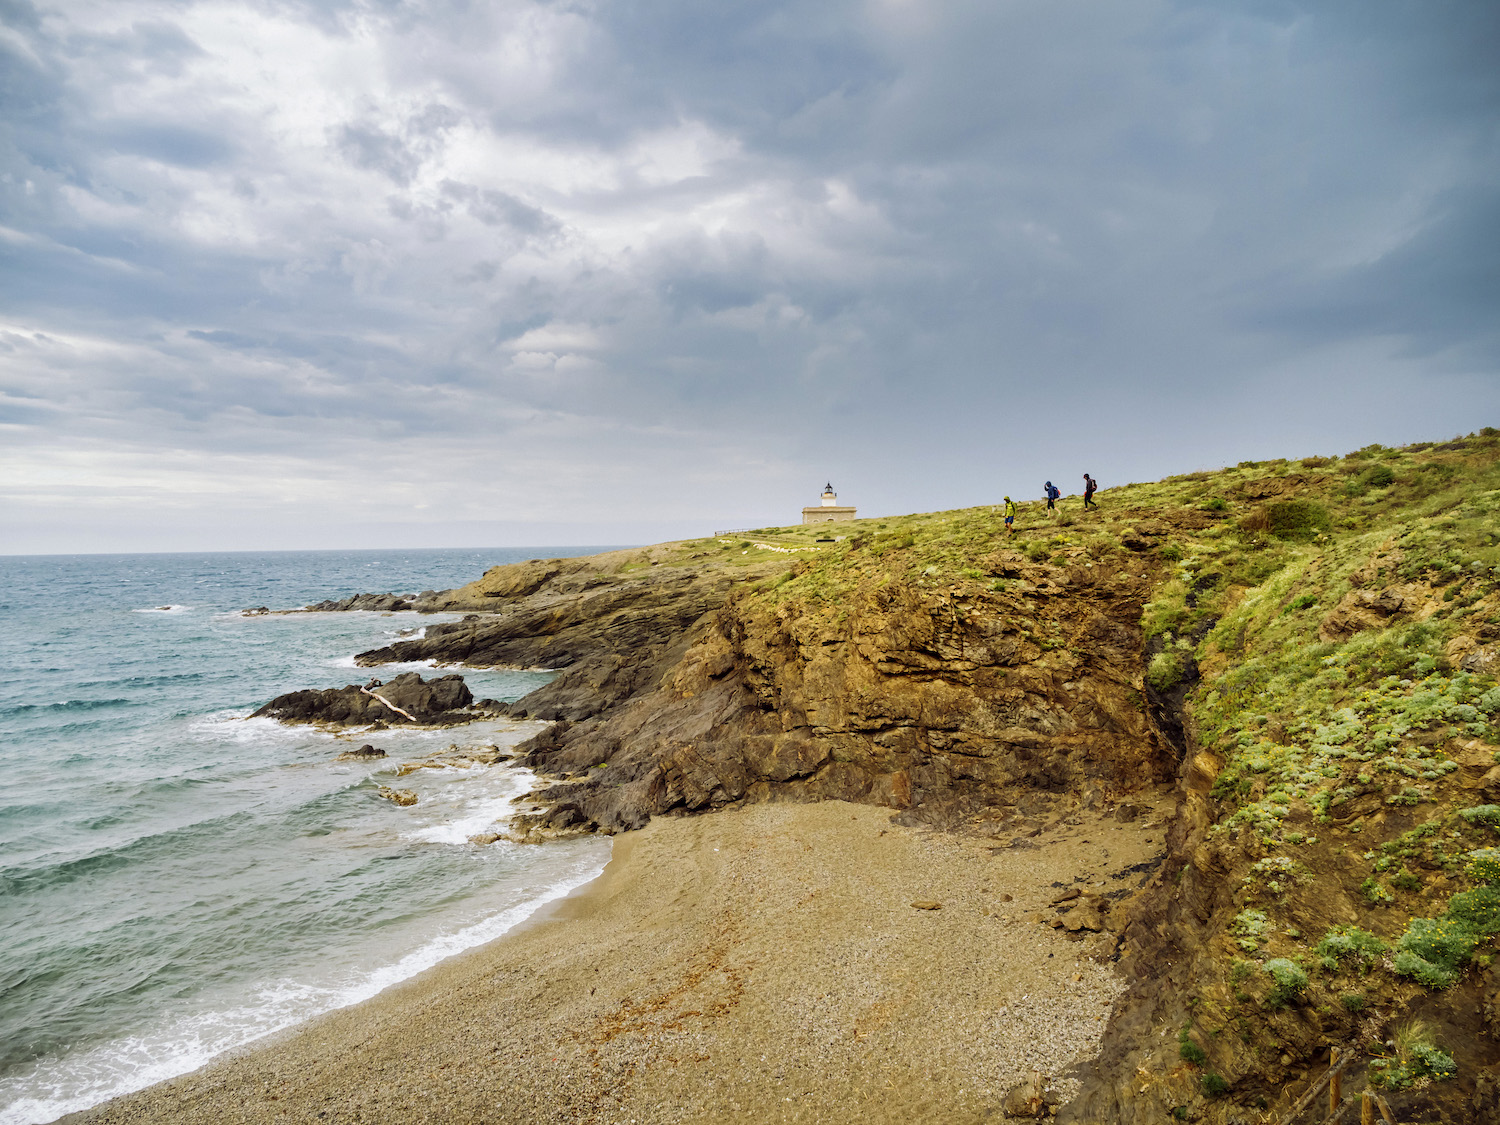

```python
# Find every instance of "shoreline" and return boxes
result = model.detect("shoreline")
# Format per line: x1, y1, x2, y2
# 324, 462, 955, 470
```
68, 798, 1167, 1125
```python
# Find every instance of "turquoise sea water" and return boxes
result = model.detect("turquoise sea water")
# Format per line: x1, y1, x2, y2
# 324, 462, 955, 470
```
0, 549, 619, 1125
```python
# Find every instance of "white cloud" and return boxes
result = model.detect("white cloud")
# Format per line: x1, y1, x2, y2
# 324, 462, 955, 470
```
0, 0, 1496, 553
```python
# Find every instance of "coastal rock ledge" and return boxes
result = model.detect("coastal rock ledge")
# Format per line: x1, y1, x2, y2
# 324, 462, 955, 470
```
251, 672, 483, 727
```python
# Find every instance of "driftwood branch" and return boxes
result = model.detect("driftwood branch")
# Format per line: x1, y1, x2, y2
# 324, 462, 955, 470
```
360, 687, 417, 722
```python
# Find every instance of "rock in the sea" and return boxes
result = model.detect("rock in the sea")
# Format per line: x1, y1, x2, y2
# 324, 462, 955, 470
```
468, 832, 502, 845
335, 744, 387, 761
251, 672, 475, 727
378, 787, 418, 806
305, 592, 416, 613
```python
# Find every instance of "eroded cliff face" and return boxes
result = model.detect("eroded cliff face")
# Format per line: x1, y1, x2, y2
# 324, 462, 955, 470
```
364, 535, 1182, 843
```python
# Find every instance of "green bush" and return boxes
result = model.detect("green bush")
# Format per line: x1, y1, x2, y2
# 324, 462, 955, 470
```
1340, 991, 1367, 1012
1201, 1072, 1229, 1098
1148, 650, 1185, 691
1446, 885, 1500, 933
1469, 848, 1500, 885
1371, 1035, 1457, 1089
1393, 917, 1480, 989
1230, 909, 1271, 952
1315, 926, 1387, 972
1178, 1027, 1207, 1066
1266, 500, 1333, 541
1461, 805, 1500, 827
1261, 958, 1308, 1007
1202, 497, 1228, 512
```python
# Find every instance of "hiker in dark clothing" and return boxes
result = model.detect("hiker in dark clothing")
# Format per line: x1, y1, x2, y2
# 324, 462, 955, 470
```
1044, 481, 1060, 518
1083, 473, 1098, 510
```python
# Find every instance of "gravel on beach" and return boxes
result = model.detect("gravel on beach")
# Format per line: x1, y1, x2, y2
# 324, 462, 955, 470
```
69, 799, 1166, 1125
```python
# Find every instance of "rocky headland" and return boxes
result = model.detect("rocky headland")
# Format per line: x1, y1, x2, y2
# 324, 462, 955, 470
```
241, 432, 1500, 1123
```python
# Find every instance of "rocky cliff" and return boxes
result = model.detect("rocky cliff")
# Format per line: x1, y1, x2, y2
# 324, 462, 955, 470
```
332, 431, 1500, 1123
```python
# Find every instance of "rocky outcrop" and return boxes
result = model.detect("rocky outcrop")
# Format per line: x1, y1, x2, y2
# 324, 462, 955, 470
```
355, 559, 778, 722
304, 592, 424, 612
251, 672, 479, 727
476, 546, 1176, 838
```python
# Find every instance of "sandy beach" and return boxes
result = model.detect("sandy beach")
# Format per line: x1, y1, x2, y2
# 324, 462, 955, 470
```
70, 799, 1166, 1125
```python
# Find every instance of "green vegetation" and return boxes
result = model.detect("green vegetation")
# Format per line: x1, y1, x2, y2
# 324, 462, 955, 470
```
676, 432, 1500, 1083
1370, 1022, 1457, 1089
1260, 958, 1309, 1007
1178, 1026, 1207, 1066
1314, 925, 1386, 972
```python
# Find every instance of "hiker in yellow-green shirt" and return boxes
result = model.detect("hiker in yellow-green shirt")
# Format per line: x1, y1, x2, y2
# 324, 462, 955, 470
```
1003, 496, 1017, 535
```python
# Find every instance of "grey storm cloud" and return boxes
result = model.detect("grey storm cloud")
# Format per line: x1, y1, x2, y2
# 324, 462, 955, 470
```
0, 0, 1496, 553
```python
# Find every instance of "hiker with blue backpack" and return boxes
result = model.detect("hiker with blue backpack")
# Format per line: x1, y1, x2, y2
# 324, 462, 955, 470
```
1044, 481, 1061, 518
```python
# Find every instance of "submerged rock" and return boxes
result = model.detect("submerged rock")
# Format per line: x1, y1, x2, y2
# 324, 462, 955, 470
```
305, 592, 416, 612
377, 787, 418, 807
335, 743, 388, 761
251, 672, 475, 727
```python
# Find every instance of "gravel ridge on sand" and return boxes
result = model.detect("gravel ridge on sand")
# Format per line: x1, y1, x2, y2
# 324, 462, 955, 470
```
69, 800, 1166, 1125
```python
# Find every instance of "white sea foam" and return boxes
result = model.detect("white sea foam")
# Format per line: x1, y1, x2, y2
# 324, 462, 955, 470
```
0, 844, 609, 1125
132, 605, 190, 614
401, 764, 538, 845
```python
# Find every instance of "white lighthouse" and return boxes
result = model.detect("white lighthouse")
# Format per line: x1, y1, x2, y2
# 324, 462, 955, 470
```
802, 483, 857, 524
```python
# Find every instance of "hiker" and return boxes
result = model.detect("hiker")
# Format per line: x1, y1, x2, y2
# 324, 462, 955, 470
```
1003, 495, 1017, 534
1044, 481, 1061, 518
1083, 473, 1098, 510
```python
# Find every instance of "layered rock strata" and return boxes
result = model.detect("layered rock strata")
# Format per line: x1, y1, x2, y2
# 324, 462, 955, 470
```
356, 544, 1178, 839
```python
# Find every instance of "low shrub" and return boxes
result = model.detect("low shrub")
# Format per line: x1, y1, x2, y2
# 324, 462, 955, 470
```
1371, 1023, 1457, 1089
1469, 848, 1500, 885
1261, 958, 1308, 1007
1460, 805, 1500, 828
1266, 500, 1333, 541
1393, 917, 1480, 989
1230, 909, 1271, 952
1178, 1026, 1207, 1066
1446, 885, 1500, 932
1315, 926, 1387, 972
1148, 650, 1185, 691
1201, 1072, 1229, 1098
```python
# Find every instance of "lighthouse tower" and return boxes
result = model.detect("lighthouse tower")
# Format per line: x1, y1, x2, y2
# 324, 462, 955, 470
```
802, 483, 857, 525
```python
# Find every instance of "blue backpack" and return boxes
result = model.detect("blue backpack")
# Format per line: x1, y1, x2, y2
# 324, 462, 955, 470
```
1046, 483, 1060, 500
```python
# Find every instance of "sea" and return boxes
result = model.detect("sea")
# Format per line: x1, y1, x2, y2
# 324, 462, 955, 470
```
0, 548, 623, 1125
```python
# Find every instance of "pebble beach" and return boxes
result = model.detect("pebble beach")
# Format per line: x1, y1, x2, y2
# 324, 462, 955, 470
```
70, 799, 1165, 1125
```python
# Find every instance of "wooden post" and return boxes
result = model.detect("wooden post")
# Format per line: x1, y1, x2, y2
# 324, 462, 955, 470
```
1361, 1091, 1374, 1125
1375, 1094, 1396, 1124
1329, 1048, 1342, 1115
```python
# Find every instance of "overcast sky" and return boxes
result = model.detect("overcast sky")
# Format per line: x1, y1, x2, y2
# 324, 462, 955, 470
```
2, 0, 1497, 553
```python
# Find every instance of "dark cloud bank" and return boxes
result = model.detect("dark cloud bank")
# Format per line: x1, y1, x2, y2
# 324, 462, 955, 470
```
0, 0, 1496, 553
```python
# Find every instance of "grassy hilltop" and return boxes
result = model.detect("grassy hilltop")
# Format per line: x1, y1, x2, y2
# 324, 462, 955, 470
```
641, 429, 1500, 1117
